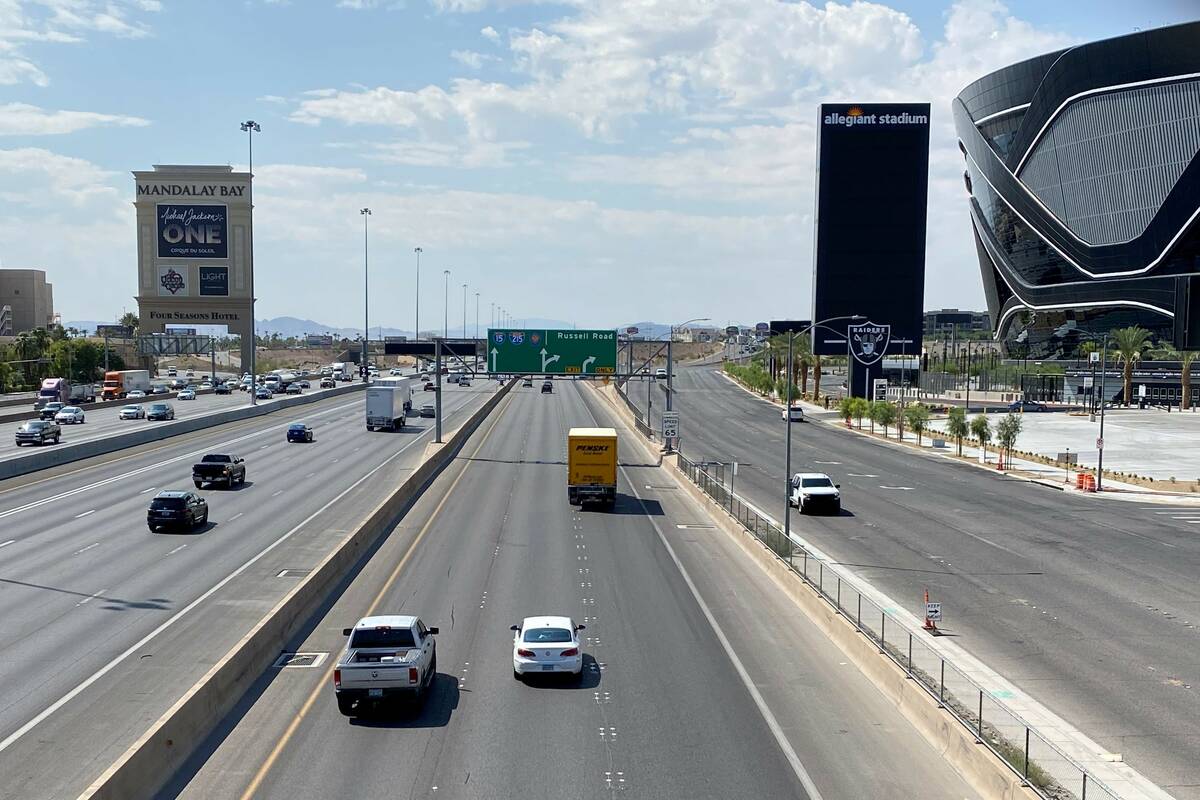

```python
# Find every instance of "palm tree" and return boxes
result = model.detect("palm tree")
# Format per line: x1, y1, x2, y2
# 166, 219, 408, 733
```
1152, 345, 1199, 410
1110, 326, 1154, 405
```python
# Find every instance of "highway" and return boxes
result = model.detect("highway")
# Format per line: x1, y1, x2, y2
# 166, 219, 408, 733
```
168, 379, 978, 800
631, 363, 1200, 798
0, 385, 317, 461
0, 379, 494, 799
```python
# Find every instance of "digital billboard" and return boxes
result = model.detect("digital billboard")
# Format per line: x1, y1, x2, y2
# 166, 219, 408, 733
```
157, 204, 228, 259
199, 266, 228, 296
811, 103, 929, 358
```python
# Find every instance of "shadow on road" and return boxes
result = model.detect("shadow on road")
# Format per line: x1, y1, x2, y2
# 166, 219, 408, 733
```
348, 673, 460, 728
516, 654, 602, 690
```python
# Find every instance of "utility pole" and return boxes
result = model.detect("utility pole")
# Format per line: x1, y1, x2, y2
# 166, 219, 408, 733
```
475, 292, 480, 340
443, 270, 450, 339
462, 282, 468, 340
413, 246, 422, 341
1098, 333, 1108, 490
240, 119, 261, 405
360, 207, 371, 381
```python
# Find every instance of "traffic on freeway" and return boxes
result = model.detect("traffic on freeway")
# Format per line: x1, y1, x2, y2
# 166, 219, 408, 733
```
167, 379, 978, 800
0, 379, 497, 799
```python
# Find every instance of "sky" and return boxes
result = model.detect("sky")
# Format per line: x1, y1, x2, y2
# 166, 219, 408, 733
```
0, 0, 1196, 332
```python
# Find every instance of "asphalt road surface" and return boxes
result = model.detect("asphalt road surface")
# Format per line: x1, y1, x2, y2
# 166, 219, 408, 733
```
0, 379, 495, 799
630, 363, 1200, 798
168, 379, 978, 800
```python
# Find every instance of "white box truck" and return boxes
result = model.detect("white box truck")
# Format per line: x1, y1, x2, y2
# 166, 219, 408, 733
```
366, 381, 410, 431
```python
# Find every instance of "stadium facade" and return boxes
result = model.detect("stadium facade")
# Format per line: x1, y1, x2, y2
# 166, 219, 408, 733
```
953, 21, 1200, 357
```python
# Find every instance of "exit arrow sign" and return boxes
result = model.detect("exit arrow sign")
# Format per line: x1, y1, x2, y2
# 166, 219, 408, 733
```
487, 328, 617, 376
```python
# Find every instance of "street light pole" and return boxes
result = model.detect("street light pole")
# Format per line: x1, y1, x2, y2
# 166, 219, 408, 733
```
413, 247, 422, 341
443, 270, 450, 339
462, 282, 467, 339
784, 330, 794, 539
360, 207, 371, 382
240, 119, 261, 405
475, 292, 480, 340
1098, 332, 1108, 490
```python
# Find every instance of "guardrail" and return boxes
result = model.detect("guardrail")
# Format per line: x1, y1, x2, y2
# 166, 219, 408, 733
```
675, 450, 1115, 800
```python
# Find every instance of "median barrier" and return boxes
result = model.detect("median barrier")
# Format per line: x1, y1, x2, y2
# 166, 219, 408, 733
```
0, 382, 364, 482
81, 379, 515, 800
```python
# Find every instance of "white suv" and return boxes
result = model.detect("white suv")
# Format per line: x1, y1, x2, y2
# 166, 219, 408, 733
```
781, 405, 804, 422
789, 472, 841, 514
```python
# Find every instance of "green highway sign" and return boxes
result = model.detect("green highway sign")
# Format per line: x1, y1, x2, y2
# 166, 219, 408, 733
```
488, 328, 617, 375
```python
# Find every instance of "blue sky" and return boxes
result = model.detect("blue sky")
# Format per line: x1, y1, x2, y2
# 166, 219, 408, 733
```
1, 0, 1197, 332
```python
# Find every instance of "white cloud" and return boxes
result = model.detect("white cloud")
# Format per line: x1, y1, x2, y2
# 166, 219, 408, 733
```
451, 49, 488, 69
337, 0, 381, 8
0, 103, 150, 135
480, 25, 499, 42
249, 163, 368, 190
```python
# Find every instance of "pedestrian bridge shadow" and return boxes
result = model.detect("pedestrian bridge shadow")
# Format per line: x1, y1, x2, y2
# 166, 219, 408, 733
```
0, 577, 172, 611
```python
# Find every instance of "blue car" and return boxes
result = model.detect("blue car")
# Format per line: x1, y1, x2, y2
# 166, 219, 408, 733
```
287, 423, 314, 443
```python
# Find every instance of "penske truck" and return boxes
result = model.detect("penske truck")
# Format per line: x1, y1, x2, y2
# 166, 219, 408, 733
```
567, 427, 618, 509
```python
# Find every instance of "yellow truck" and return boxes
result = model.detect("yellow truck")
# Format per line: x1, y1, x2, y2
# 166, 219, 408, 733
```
567, 427, 618, 509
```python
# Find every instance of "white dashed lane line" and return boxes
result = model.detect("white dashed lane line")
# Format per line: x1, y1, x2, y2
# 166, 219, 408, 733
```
74, 509, 96, 519
0, 540, 15, 549
75, 589, 107, 607
73, 542, 100, 555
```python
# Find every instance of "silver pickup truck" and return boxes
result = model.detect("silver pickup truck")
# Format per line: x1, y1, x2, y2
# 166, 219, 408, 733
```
333, 615, 438, 716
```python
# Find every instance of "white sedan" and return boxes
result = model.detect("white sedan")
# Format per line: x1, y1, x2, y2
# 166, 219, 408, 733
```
127, 390, 147, 400
54, 406, 85, 424
511, 616, 585, 680
119, 405, 146, 420
177, 389, 197, 400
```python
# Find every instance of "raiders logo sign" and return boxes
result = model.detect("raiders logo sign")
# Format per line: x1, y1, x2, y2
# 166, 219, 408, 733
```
849, 322, 890, 365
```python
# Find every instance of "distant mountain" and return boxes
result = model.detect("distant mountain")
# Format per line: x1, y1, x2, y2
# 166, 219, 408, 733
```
618, 321, 673, 339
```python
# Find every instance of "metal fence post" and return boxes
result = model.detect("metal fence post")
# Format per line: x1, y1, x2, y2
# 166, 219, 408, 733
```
1023, 728, 1030, 783
939, 661, 945, 707
977, 690, 984, 741
803, 549, 808, 578
856, 594, 861, 630
818, 561, 823, 595
907, 633, 912, 676
880, 613, 885, 653
836, 577, 841, 612
1082, 773, 1087, 800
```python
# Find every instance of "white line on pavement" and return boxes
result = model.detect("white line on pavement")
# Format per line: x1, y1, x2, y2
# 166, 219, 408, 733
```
0, 540, 14, 549
229, 512, 244, 521
271, 490, 283, 497
0, 389, 479, 757
74, 509, 95, 519
75, 589, 107, 607
73, 542, 100, 555
139, 486, 156, 494
165, 544, 187, 556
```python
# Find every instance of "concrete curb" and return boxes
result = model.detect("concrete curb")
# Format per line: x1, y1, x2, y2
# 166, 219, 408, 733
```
589, 380, 1040, 800
80, 379, 515, 800
0, 383, 362, 482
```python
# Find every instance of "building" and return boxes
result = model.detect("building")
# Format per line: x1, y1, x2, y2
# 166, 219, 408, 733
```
0, 269, 55, 333
953, 21, 1200, 358
0, 305, 11, 336
923, 309, 990, 337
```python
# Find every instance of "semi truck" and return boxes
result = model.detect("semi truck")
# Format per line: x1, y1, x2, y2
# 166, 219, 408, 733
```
567, 427, 618, 509
365, 380, 411, 431
34, 378, 96, 410
100, 369, 151, 401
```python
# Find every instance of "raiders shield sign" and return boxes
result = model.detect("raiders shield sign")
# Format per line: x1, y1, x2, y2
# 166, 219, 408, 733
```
848, 322, 891, 365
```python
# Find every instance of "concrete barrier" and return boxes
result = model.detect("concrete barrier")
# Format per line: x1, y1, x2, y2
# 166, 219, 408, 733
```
0, 383, 364, 482
81, 379, 515, 800
586, 381, 1039, 800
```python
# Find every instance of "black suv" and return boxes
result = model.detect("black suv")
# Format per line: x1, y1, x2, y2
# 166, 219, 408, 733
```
38, 401, 65, 420
541, 380, 553, 394
147, 490, 208, 532
15, 420, 61, 446
147, 402, 175, 421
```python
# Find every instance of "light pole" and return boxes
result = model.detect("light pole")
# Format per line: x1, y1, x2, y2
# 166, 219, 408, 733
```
1098, 332, 1109, 490
475, 292, 480, 340
491, 302, 495, 329
240, 119, 261, 405
775, 315, 864, 540
462, 282, 467, 339
413, 247, 422, 341
443, 270, 450, 339
360, 208, 371, 381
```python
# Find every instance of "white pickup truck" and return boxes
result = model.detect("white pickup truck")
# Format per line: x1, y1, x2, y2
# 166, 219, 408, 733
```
333, 615, 438, 716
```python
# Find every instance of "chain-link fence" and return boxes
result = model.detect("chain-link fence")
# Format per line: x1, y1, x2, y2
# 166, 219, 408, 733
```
674, 448, 1120, 800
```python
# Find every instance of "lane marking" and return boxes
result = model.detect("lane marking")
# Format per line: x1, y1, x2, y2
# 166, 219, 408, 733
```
73, 542, 100, 555
229, 512, 244, 522
0, 388, 492, 759
139, 487, 156, 494
165, 544, 188, 556
847, 473, 878, 478
74, 509, 96, 519
0, 540, 15, 549
271, 490, 283, 497
878, 485, 915, 491
75, 589, 107, 607
237, 388, 515, 800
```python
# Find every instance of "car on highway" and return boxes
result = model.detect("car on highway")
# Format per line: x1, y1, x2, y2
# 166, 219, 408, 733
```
38, 401, 65, 420
186, 369, 194, 378
423, 381, 436, 391
789, 472, 841, 515
781, 405, 805, 422
1008, 400, 1048, 412
334, 615, 439, 715
177, 388, 197, 400
285, 383, 303, 395
287, 423, 314, 443
166, 366, 177, 377
255, 387, 272, 400
459, 377, 471, 387
213, 382, 232, 395
54, 406, 85, 424
147, 490, 208, 532
389, 367, 403, 376
418, 403, 436, 418
299, 379, 311, 389
655, 367, 668, 379
127, 389, 147, 400
541, 380, 553, 394
14, 419, 61, 446
150, 384, 168, 395
170, 379, 188, 390
119, 404, 146, 420
522, 377, 533, 387
200, 381, 213, 390
192, 453, 246, 488
146, 402, 175, 421
446, 373, 460, 385
320, 377, 336, 389
511, 616, 584, 681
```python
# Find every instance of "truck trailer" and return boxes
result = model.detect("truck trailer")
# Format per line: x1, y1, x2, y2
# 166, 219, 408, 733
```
100, 369, 151, 401
567, 427, 618, 509
365, 381, 410, 431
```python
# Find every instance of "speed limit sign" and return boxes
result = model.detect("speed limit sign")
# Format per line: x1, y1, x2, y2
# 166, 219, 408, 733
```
1096, 437, 1104, 450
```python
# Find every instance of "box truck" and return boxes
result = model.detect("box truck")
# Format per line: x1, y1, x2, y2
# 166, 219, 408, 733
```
365, 382, 410, 431
101, 369, 151, 401
567, 427, 618, 509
